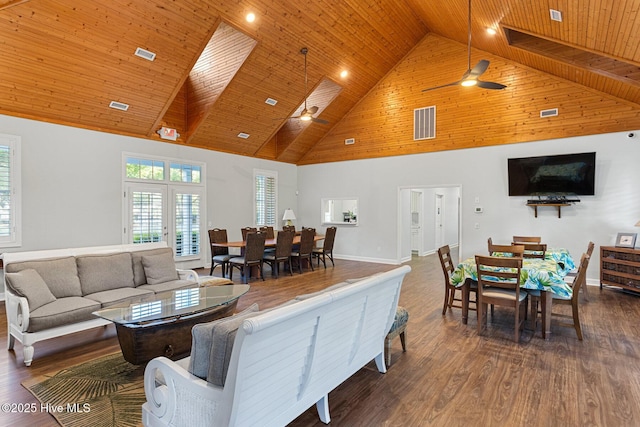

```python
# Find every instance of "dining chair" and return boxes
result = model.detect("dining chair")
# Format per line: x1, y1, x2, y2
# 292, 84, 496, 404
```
488, 242, 525, 257
282, 225, 296, 233
566, 241, 594, 301
259, 226, 275, 239
241, 227, 257, 240
512, 236, 542, 244
291, 227, 315, 273
475, 255, 528, 342
438, 245, 477, 315
263, 229, 294, 278
228, 231, 266, 283
520, 243, 547, 259
208, 228, 231, 277
529, 252, 589, 339
313, 226, 337, 268
551, 253, 590, 340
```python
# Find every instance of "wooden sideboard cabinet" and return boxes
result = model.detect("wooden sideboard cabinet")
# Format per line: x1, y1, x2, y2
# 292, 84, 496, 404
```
600, 246, 640, 293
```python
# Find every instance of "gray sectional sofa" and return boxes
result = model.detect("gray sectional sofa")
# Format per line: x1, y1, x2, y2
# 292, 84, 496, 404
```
3, 242, 202, 366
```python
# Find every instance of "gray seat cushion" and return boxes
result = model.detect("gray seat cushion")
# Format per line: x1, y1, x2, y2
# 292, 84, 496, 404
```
84, 287, 154, 307
5, 256, 82, 298
138, 279, 196, 294
188, 303, 260, 383
5, 269, 57, 311
27, 297, 101, 333
77, 252, 135, 295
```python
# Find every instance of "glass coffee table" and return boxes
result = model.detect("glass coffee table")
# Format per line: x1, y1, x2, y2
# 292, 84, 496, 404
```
93, 284, 250, 364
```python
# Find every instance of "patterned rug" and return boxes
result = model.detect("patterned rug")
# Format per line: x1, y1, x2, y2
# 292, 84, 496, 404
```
22, 353, 145, 427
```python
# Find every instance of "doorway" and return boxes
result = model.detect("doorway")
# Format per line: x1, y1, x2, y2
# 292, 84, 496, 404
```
398, 185, 461, 263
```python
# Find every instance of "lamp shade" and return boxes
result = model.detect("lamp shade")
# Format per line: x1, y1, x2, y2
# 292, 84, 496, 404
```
282, 208, 296, 221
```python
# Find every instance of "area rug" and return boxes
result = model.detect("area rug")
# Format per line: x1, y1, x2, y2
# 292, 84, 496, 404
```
22, 352, 145, 427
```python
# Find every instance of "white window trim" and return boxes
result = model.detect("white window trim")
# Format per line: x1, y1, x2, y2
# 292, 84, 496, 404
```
0, 134, 22, 248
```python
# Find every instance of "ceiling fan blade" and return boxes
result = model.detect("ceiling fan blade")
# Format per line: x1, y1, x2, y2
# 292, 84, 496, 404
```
468, 59, 490, 78
476, 80, 507, 90
422, 81, 462, 92
310, 117, 329, 125
307, 105, 319, 114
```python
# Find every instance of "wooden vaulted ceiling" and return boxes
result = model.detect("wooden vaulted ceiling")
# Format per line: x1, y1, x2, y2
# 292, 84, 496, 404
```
1, 0, 639, 165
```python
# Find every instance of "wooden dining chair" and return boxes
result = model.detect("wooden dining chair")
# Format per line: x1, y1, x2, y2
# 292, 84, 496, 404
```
566, 241, 594, 301
263, 229, 294, 278
550, 253, 589, 340
282, 225, 296, 233
488, 242, 525, 258
208, 228, 231, 277
520, 243, 547, 259
475, 255, 528, 342
228, 231, 266, 283
438, 245, 477, 315
291, 227, 315, 273
313, 226, 337, 268
512, 235, 542, 244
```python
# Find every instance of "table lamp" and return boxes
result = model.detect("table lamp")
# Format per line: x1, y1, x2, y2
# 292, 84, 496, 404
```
282, 208, 296, 226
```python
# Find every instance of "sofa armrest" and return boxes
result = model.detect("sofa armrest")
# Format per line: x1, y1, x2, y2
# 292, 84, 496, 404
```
177, 269, 199, 283
143, 356, 227, 426
5, 290, 31, 333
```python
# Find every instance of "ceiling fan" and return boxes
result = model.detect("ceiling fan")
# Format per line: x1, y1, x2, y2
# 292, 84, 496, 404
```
288, 47, 329, 125
422, 0, 506, 92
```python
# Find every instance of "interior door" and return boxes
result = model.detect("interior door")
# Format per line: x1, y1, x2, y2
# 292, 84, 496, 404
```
435, 193, 444, 249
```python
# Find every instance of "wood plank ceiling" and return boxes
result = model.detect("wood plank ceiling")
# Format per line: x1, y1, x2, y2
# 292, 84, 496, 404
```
0, 0, 639, 165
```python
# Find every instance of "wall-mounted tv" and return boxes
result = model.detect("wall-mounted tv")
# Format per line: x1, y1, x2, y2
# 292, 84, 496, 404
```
508, 152, 596, 196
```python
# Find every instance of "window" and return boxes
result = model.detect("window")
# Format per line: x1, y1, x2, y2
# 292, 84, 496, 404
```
124, 154, 205, 262
254, 169, 277, 227
0, 134, 21, 248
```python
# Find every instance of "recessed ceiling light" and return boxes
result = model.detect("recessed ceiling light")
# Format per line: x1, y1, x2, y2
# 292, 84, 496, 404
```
237, 132, 250, 139
486, 28, 497, 35
265, 97, 278, 106
134, 47, 156, 61
109, 101, 129, 111
340, 70, 348, 78
246, 12, 255, 23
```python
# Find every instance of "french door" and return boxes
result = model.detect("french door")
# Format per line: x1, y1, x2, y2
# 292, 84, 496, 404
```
124, 183, 204, 263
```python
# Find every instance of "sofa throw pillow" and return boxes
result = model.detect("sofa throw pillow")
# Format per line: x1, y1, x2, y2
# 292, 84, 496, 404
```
188, 303, 260, 382
5, 269, 57, 311
5, 256, 82, 298
141, 252, 179, 285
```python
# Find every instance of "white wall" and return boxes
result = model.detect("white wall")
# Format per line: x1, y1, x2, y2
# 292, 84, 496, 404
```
0, 114, 298, 255
297, 130, 640, 283
2, 111, 639, 285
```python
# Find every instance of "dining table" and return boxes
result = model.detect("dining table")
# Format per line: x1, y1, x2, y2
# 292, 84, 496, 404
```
450, 248, 575, 339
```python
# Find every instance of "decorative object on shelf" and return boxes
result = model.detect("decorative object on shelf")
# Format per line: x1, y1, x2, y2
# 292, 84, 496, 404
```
615, 232, 637, 248
282, 208, 296, 226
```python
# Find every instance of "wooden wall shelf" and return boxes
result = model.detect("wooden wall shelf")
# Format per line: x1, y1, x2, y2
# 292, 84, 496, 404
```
527, 203, 570, 218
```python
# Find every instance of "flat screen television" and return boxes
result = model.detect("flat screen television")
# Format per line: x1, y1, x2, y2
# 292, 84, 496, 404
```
508, 152, 596, 196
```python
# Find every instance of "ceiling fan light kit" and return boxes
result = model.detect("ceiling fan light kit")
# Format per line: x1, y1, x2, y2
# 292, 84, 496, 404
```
422, 0, 506, 93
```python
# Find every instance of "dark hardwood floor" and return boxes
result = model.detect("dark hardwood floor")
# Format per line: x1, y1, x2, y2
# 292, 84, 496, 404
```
2, 253, 640, 426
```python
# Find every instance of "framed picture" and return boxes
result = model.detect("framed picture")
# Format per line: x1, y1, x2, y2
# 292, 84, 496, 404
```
615, 232, 637, 248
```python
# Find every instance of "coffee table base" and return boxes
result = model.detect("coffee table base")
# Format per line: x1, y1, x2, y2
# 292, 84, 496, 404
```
114, 301, 238, 365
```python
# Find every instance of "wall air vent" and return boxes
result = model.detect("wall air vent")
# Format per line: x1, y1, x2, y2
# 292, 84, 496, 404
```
265, 98, 278, 106
135, 47, 156, 61
540, 108, 558, 118
109, 101, 129, 111
414, 106, 436, 140
237, 132, 250, 139
550, 9, 562, 22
